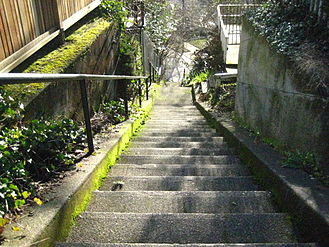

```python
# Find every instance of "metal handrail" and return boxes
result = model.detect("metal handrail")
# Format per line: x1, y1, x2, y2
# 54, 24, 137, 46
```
0, 73, 152, 154
0, 73, 147, 84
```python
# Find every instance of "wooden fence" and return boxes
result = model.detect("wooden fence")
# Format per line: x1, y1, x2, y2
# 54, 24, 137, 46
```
0, 0, 101, 72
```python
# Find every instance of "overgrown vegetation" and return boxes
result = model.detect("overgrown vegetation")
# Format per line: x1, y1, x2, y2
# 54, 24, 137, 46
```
247, 0, 329, 88
232, 113, 329, 186
281, 150, 329, 186
0, 101, 87, 222
184, 27, 231, 112
0, 0, 148, 232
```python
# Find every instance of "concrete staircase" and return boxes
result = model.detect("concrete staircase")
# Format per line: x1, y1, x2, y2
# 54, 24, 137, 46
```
57, 86, 316, 247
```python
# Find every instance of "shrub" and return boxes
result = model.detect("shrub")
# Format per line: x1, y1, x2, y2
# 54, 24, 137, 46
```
0, 119, 86, 217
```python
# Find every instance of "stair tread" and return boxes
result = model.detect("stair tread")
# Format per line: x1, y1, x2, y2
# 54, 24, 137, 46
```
110, 164, 249, 176
102, 176, 259, 191
134, 137, 224, 142
57, 243, 317, 247
119, 155, 240, 165
88, 191, 275, 213
125, 148, 234, 155
129, 142, 227, 148
66, 213, 296, 244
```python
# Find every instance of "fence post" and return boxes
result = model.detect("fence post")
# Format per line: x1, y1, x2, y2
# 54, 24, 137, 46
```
79, 79, 94, 154
52, 0, 65, 44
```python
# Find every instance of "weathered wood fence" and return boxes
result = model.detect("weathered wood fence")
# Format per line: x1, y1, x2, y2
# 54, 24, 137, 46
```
0, 0, 101, 72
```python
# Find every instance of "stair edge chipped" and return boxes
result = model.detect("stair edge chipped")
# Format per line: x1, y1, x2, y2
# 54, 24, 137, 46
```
194, 100, 329, 246
1, 98, 155, 247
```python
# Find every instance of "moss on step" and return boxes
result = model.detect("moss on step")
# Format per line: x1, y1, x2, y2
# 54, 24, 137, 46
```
3, 18, 112, 102
55, 89, 157, 245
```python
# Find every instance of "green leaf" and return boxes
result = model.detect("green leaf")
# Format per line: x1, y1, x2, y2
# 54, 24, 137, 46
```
15, 199, 25, 208
22, 191, 31, 199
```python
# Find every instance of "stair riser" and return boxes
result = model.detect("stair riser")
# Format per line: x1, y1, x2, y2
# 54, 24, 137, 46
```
67, 213, 295, 244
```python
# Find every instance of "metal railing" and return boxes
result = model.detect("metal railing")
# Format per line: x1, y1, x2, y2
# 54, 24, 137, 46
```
0, 73, 152, 154
217, 3, 261, 62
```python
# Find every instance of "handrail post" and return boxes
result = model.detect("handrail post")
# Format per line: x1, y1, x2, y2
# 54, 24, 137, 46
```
124, 80, 129, 120
146, 77, 149, 100
152, 66, 156, 83
149, 62, 152, 83
138, 79, 142, 107
79, 79, 94, 154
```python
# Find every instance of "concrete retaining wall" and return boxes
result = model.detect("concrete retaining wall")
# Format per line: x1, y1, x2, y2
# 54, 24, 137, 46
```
24, 23, 120, 121
235, 19, 329, 174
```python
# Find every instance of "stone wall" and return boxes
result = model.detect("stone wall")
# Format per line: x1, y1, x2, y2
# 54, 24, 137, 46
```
24, 23, 120, 121
235, 19, 329, 174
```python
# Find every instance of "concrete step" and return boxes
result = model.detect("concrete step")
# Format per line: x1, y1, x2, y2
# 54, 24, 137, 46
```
118, 155, 240, 165
142, 124, 211, 129
88, 191, 275, 214
148, 117, 206, 121
101, 176, 258, 191
141, 128, 216, 133
57, 243, 318, 247
141, 129, 216, 135
140, 133, 220, 137
133, 137, 224, 143
125, 148, 234, 156
152, 106, 196, 110
150, 112, 201, 115
110, 164, 249, 176
150, 110, 201, 114
66, 213, 296, 243
146, 120, 209, 124
149, 114, 203, 118
129, 141, 227, 148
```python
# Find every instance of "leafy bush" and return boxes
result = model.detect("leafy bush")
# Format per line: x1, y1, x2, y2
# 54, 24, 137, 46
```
281, 150, 329, 186
0, 89, 24, 128
208, 83, 236, 112
248, 1, 329, 56
189, 71, 210, 85
100, 0, 128, 29
0, 119, 86, 217
102, 99, 127, 124
189, 28, 226, 78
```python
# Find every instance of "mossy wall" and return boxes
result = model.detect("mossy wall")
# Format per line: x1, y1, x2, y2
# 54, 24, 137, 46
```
15, 18, 121, 121
236, 19, 329, 174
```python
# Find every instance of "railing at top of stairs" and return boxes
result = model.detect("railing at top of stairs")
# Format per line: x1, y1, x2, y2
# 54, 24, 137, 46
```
217, 3, 262, 62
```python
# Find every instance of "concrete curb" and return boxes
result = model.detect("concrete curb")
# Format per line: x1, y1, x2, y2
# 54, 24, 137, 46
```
2, 94, 156, 247
195, 101, 329, 246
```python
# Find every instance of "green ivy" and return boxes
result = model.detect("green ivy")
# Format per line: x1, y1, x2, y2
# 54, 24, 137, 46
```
247, 1, 329, 56
0, 119, 86, 217
0, 89, 24, 128
102, 99, 127, 124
